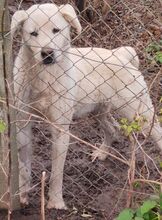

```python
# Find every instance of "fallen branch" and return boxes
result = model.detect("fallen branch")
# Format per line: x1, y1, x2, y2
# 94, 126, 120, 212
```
41, 171, 46, 220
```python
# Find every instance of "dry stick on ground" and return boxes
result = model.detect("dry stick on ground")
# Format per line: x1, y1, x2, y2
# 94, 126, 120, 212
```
109, 180, 128, 219
133, 133, 161, 175
133, 179, 162, 187
148, 68, 162, 93
126, 134, 136, 208
41, 171, 46, 220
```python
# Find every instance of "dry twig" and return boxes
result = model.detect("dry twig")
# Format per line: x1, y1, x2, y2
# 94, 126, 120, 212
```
41, 171, 46, 220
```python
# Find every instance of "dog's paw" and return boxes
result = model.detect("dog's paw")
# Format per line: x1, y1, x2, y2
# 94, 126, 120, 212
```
47, 199, 67, 210
91, 149, 107, 161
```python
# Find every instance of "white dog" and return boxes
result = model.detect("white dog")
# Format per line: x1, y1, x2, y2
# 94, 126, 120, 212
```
11, 3, 162, 210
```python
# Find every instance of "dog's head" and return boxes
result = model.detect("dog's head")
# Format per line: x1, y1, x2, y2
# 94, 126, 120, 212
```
11, 3, 82, 65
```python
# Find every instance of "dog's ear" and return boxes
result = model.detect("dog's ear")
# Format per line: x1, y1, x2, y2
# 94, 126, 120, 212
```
11, 10, 28, 38
59, 4, 82, 34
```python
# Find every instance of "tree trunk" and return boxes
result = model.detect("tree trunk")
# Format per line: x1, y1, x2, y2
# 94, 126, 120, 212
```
0, 0, 20, 211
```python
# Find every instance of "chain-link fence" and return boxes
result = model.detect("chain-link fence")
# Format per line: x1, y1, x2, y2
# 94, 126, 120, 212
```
0, 0, 162, 219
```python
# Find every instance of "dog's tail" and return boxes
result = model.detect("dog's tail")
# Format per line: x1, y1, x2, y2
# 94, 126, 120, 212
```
112, 46, 140, 69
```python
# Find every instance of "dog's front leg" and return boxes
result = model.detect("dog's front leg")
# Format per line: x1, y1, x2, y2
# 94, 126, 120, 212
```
47, 125, 70, 210
17, 122, 32, 206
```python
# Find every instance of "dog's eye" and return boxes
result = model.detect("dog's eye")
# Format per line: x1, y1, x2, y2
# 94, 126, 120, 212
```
52, 28, 60, 34
30, 31, 38, 37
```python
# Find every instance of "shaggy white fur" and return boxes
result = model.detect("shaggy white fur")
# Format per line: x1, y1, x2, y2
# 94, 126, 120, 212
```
11, 3, 162, 210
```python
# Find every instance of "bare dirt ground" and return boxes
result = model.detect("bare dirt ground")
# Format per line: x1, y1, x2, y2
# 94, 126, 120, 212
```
1, 0, 162, 219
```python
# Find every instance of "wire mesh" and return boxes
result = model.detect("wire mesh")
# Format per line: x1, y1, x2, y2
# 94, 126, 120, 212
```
0, 0, 162, 219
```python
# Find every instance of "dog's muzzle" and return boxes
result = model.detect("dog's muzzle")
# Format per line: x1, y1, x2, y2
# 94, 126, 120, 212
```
41, 49, 55, 65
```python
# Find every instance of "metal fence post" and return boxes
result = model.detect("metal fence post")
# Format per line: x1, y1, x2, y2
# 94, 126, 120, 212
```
0, 0, 20, 211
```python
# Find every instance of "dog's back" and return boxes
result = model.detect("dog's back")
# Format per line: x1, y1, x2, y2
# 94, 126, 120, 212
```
69, 47, 140, 103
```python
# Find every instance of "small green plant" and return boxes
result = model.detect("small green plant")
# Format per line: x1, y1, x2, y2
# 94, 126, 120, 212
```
146, 40, 162, 64
155, 51, 162, 64
133, 181, 141, 189
120, 116, 146, 137
159, 161, 162, 169
116, 195, 162, 220
0, 119, 6, 133
146, 42, 162, 53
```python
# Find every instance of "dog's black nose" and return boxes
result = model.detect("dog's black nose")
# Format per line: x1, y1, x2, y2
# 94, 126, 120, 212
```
41, 49, 55, 64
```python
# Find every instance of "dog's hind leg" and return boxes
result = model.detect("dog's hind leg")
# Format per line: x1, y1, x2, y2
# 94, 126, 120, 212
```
145, 118, 162, 151
143, 97, 162, 150
91, 104, 119, 161
140, 100, 162, 149
118, 84, 162, 151
152, 124, 162, 150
